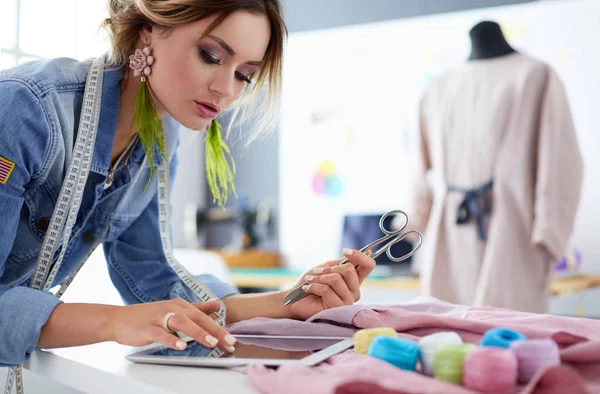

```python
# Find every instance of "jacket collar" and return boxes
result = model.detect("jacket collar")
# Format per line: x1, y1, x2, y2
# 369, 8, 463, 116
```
90, 60, 123, 175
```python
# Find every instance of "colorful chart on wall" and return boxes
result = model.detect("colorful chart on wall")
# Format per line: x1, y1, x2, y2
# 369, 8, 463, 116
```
279, 0, 600, 271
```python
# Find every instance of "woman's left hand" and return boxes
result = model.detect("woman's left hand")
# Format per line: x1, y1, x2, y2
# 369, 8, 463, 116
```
285, 248, 376, 321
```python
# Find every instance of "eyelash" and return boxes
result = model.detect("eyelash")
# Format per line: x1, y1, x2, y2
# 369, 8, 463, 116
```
200, 49, 252, 84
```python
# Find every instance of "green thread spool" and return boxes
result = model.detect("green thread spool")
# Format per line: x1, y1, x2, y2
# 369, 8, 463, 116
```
433, 343, 477, 385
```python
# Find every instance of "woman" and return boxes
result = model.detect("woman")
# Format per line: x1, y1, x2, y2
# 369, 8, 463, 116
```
0, 0, 376, 368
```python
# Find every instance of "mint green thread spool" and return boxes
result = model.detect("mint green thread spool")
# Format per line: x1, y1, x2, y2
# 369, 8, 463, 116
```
433, 343, 477, 385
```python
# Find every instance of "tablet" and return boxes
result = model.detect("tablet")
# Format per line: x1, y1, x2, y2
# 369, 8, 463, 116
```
126, 335, 353, 368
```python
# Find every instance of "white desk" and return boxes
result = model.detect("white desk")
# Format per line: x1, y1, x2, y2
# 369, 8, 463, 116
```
1, 247, 255, 394
23, 343, 256, 394
4, 247, 599, 393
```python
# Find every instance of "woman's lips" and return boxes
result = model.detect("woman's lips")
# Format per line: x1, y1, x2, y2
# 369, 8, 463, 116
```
194, 101, 220, 119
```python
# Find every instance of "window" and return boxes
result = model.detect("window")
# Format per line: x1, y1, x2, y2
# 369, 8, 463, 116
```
0, 0, 109, 71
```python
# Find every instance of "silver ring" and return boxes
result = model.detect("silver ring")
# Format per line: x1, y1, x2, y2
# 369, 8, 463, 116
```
162, 312, 176, 333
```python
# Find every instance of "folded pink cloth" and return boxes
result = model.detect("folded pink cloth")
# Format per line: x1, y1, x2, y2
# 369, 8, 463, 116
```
229, 297, 600, 394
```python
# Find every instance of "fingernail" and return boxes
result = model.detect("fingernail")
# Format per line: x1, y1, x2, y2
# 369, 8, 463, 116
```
226, 346, 236, 353
224, 334, 237, 346
206, 335, 218, 347
304, 275, 315, 282
342, 248, 353, 256
313, 267, 324, 274
176, 340, 187, 350
302, 284, 310, 291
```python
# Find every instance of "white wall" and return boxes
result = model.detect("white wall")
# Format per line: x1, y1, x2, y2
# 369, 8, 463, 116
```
279, 0, 600, 275
171, 130, 206, 248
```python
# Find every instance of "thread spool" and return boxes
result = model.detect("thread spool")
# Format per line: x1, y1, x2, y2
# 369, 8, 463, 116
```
419, 332, 463, 376
480, 328, 526, 348
433, 343, 477, 384
510, 339, 561, 383
463, 347, 518, 392
353, 327, 397, 354
368, 336, 420, 371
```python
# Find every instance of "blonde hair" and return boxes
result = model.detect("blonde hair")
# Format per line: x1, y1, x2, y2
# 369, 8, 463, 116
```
102, 0, 287, 143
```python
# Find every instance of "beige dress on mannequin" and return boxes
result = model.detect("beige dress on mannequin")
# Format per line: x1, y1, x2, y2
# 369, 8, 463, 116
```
411, 53, 583, 313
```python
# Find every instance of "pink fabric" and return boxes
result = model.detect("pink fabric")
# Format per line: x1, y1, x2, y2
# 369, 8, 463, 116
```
352, 305, 600, 344
248, 354, 589, 394
231, 298, 600, 394
229, 297, 469, 337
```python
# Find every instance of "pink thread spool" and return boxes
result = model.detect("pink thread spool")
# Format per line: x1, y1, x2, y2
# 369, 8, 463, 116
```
510, 339, 560, 384
464, 347, 518, 393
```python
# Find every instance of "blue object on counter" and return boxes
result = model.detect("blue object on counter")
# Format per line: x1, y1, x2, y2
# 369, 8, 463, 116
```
368, 336, 420, 371
480, 328, 526, 348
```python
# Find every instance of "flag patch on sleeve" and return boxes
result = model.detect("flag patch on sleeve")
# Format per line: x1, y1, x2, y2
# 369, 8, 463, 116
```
0, 156, 15, 184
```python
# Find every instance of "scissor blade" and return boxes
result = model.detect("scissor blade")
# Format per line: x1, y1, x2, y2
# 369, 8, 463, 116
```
283, 285, 310, 306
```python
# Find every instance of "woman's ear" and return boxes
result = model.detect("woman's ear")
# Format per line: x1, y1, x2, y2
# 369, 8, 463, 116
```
139, 23, 154, 46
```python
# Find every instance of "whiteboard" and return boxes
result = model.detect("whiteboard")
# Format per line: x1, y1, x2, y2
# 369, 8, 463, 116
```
279, 0, 600, 272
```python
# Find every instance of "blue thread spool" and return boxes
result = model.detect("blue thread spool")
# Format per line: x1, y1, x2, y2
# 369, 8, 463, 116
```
368, 336, 420, 371
480, 328, 526, 348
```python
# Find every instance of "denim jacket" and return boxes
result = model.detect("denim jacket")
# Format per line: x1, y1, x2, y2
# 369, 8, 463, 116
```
0, 57, 238, 366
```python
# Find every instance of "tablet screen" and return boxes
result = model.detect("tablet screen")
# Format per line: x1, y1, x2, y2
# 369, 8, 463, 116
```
149, 336, 347, 360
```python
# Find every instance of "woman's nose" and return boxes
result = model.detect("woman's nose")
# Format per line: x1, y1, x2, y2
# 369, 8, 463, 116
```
209, 71, 235, 99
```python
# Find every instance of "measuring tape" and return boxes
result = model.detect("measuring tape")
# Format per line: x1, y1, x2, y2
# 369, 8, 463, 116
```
4, 58, 104, 394
5, 58, 226, 393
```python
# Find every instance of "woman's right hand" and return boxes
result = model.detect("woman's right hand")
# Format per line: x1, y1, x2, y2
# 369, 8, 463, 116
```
108, 298, 237, 352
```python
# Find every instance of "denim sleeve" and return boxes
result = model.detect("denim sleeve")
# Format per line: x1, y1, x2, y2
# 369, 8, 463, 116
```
0, 80, 63, 366
103, 150, 238, 306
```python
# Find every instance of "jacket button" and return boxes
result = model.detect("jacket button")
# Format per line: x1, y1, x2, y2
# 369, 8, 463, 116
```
35, 217, 50, 232
82, 232, 96, 243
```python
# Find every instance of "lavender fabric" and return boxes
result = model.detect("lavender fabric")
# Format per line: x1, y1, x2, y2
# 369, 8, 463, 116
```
228, 296, 467, 336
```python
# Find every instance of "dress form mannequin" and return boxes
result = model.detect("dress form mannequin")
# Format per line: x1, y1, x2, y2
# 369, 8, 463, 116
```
468, 21, 516, 60
412, 19, 583, 314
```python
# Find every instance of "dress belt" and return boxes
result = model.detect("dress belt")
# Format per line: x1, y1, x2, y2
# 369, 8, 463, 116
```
448, 180, 493, 241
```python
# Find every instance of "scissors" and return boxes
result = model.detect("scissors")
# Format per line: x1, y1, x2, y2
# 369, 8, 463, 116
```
282, 209, 423, 306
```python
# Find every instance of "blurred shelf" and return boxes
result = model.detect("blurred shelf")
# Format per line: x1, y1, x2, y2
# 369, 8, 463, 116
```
229, 269, 600, 297
211, 249, 281, 269
550, 274, 600, 296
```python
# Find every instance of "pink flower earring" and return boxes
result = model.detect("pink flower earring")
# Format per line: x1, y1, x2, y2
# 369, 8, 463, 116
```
129, 46, 154, 79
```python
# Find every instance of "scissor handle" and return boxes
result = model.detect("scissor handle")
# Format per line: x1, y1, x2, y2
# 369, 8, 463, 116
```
379, 209, 409, 234
363, 210, 423, 262
383, 230, 423, 262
